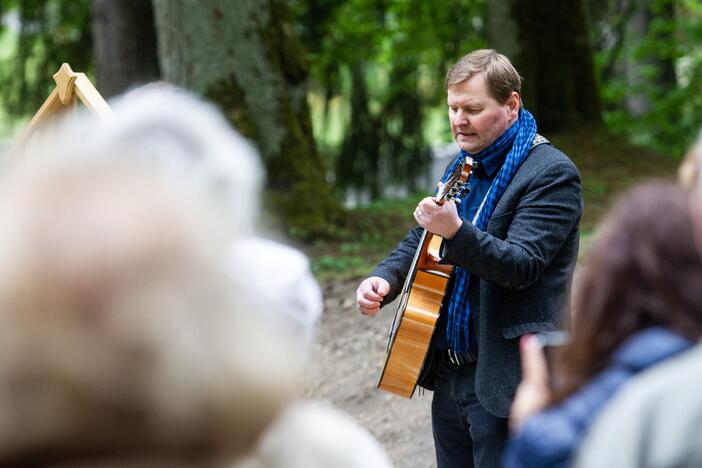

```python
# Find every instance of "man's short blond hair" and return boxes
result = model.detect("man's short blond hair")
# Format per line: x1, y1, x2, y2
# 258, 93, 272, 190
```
445, 49, 521, 104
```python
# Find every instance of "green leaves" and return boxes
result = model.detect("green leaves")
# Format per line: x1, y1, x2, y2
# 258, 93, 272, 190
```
291, 0, 485, 198
0, 0, 92, 132
595, 0, 702, 157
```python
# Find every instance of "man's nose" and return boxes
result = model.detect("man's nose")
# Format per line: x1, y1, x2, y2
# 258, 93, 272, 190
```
454, 109, 469, 127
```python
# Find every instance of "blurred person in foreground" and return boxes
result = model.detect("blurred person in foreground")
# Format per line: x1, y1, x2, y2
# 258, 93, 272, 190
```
356, 49, 582, 467
40, 84, 323, 357
0, 151, 298, 466
504, 181, 702, 468
573, 138, 702, 468
3, 87, 388, 468
93, 86, 388, 468
2, 82, 321, 338
234, 401, 393, 468
98, 85, 322, 353
573, 333, 702, 468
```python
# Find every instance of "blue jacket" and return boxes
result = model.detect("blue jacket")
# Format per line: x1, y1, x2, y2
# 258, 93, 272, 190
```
503, 327, 693, 468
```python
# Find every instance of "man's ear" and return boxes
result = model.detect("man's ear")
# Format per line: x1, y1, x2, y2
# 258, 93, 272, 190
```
507, 92, 520, 120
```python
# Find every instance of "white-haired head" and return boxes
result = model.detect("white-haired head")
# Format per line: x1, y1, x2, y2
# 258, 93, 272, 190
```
10, 83, 322, 366
109, 85, 263, 233
0, 148, 296, 466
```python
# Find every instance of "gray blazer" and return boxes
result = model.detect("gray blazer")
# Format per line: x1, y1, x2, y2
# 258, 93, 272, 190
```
371, 143, 583, 417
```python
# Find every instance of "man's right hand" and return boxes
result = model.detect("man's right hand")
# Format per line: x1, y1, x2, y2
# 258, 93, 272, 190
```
356, 276, 390, 316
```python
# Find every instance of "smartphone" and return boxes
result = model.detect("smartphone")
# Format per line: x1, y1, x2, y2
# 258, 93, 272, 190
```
534, 331, 570, 348
534, 331, 570, 390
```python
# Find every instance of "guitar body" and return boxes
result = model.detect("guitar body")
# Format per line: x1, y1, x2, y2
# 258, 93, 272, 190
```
378, 233, 452, 398
377, 157, 473, 398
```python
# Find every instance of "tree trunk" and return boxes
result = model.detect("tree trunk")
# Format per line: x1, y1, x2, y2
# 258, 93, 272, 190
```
501, 0, 603, 132
337, 62, 383, 200
92, 0, 160, 98
385, 58, 429, 194
151, 0, 342, 238
624, 0, 677, 117
486, 0, 519, 59
652, 0, 676, 89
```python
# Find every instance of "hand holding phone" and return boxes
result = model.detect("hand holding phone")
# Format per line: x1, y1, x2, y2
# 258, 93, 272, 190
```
509, 334, 552, 433
534, 331, 570, 386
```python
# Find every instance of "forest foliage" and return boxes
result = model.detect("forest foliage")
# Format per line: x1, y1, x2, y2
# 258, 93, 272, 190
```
0, 0, 700, 236
591, 0, 702, 156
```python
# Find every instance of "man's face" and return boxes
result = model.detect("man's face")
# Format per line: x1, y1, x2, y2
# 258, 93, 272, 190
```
447, 73, 520, 154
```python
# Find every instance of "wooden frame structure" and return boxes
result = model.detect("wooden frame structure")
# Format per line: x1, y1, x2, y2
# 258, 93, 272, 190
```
11, 63, 112, 153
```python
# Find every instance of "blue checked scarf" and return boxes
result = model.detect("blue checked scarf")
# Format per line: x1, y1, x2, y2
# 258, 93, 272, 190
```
442, 108, 537, 352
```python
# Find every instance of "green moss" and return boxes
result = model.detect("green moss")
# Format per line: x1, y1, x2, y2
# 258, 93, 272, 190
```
207, 72, 344, 240
205, 76, 260, 143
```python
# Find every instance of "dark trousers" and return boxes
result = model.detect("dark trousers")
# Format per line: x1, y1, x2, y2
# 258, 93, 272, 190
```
432, 360, 509, 468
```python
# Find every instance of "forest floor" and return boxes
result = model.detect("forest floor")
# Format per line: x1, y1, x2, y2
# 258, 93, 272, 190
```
302, 128, 681, 467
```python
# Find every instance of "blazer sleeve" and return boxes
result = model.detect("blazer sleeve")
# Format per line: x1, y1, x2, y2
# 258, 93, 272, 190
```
370, 225, 423, 305
441, 159, 582, 290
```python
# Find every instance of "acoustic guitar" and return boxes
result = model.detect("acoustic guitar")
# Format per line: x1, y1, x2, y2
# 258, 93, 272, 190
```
377, 156, 474, 398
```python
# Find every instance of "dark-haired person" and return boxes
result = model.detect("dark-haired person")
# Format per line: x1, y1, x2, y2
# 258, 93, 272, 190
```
572, 142, 702, 468
355, 49, 582, 468
505, 181, 702, 468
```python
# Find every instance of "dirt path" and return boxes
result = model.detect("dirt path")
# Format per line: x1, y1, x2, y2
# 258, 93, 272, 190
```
303, 279, 435, 468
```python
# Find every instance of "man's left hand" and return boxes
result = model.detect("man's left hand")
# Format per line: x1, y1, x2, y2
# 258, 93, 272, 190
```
414, 197, 463, 239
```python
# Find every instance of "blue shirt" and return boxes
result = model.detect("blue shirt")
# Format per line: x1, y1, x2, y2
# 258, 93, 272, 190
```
433, 147, 508, 352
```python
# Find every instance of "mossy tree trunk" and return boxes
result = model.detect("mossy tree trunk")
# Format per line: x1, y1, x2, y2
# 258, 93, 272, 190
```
489, 0, 603, 132
151, 0, 342, 238
487, 0, 519, 60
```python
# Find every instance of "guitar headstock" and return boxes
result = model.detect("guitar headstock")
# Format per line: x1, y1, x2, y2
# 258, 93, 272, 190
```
436, 156, 474, 204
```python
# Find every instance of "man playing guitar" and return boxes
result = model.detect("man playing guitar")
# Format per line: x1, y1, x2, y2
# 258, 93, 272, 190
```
356, 49, 582, 468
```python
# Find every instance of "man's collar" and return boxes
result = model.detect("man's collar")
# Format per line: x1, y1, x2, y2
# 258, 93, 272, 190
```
474, 145, 508, 178
467, 120, 518, 177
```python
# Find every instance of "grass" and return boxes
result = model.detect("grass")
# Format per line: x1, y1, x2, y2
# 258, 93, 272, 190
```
306, 196, 419, 281
551, 126, 680, 233
305, 126, 681, 281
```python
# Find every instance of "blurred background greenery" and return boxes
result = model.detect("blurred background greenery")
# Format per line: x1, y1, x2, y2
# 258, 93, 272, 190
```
0, 0, 695, 278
